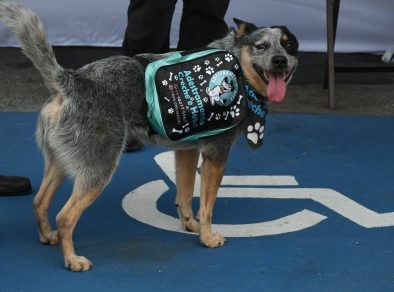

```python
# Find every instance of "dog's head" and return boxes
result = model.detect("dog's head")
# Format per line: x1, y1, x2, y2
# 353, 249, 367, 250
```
222, 77, 234, 91
231, 19, 299, 103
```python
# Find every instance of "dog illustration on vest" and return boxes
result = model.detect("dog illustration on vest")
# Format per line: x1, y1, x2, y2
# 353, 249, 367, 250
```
206, 77, 235, 106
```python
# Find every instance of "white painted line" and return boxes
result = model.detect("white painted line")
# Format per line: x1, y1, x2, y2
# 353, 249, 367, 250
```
154, 151, 177, 184
122, 180, 327, 237
221, 175, 299, 186
217, 187, 394, 228
123, 151, 394, 237
154, 151, 298, 186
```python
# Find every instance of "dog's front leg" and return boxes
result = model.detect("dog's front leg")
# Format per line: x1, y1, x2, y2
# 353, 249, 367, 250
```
198, 152, 227, 248
175, 149, 200, 233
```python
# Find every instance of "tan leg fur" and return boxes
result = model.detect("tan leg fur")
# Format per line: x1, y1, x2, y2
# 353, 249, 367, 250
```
175, 149, 200, 233
33, 159, 64, 245
198, 153, 227, 248
56, 180, 103, 272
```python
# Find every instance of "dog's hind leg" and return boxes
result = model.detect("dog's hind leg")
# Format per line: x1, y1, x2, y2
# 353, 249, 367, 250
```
175, 149, 200, 233
33, 96, 66, 245
33, 156, 64, 245
198, 152, 227, 248
55, 178, 105, 272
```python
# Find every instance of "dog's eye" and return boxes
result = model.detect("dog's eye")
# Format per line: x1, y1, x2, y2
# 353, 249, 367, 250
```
285, 42, 297, 54
255, 43, 268, 50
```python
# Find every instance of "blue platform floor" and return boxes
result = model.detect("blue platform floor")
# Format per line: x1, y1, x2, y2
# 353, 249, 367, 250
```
1, 113, 394, 291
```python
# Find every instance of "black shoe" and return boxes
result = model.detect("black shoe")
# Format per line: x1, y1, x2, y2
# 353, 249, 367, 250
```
0, 175, 32, 196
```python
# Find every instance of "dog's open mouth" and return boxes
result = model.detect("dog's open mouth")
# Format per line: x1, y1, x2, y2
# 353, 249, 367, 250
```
253, 64, 294, 103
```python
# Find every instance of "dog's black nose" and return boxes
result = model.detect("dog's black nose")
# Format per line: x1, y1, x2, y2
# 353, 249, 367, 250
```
272, 56, 288, 70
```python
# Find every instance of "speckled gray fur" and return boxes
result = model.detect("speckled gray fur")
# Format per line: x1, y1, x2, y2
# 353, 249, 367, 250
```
0, 1, 298, 188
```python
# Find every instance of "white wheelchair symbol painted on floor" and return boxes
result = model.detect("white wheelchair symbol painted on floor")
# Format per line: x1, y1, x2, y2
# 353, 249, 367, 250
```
122, 151, 394, 237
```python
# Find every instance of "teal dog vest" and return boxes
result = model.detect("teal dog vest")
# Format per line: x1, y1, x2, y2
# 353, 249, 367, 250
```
145, 48, 248, 141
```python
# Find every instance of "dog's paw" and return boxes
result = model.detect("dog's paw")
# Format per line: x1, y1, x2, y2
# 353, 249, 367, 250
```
65, 255, 93, 272
246, 122, 265, 144
201, 232, 226, 248
183, 218, 199, 233
39, 230, 59, 245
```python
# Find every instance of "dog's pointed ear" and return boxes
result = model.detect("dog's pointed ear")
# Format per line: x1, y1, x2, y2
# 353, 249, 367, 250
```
233, 18, 258, 38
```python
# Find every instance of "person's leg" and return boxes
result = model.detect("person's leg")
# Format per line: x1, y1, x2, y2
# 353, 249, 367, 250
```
177, 0, 230, 50
122, 0, 178, 57
122, 0, 178, 151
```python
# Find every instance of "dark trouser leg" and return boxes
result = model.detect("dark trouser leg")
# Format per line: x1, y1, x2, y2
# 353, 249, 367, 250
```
177, 0, 230, 50
122, 0, 178, 56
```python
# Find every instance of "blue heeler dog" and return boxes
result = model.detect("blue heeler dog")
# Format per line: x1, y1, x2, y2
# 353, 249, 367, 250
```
0, 1, 298, 271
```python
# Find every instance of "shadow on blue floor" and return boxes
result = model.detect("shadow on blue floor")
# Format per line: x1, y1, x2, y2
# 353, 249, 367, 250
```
1, 113, 394, 291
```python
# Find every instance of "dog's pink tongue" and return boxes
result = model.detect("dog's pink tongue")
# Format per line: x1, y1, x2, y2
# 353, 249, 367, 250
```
267, 72, 286, 103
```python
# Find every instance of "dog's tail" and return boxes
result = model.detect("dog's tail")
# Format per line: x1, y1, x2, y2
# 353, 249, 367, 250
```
0, 1, 66, 93
382, 46, 394, 64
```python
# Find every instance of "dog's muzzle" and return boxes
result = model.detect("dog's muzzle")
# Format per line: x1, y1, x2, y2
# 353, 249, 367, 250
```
271, 55, 288, 71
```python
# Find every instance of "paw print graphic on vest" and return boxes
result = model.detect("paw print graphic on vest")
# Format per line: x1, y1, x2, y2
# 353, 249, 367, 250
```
230, 105, 240, 118
168, 108, 175, 114
193, 65, 201, 72
162, 80, 168, 86
215, 113, 221, 120
198, 74, 204, 80
203, 96, 209, 103
204, 60, 210, 65
246, 122, 265, 144
234, 64, 239, 70
215, 57, 224, 68
225, 53, 233, 62
206, 66, 214, 75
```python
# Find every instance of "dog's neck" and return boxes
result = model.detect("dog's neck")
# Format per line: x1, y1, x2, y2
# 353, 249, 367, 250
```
245, 83, 268, 105
208, 31, 240, 59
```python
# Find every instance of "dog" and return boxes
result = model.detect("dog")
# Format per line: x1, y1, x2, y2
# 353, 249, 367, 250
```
206, 76, 235, 105
0, 2, 298, 271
